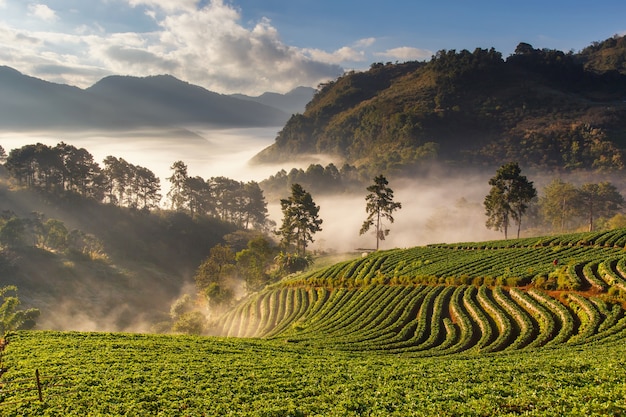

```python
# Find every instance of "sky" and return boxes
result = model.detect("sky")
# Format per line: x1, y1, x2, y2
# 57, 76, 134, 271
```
0, 0, 625, 95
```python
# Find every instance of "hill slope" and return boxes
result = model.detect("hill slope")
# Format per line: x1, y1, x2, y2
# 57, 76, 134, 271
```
0, 178, 236, 332
217, 229, 626, 354
253, 37, 626, 173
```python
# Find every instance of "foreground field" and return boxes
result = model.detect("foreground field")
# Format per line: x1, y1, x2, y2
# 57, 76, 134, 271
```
1, 330, 626, 416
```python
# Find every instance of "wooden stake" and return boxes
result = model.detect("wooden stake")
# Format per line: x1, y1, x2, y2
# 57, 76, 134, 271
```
35, 369, 43, 402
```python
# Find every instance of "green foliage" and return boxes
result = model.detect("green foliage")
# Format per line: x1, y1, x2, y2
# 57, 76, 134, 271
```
484, 162, 536, 239
0, 286, 39, 336
202, 283, 234, 308
277, 184, 322, 256
0, 217, 26, 248
235, 236, 277, 292
360, 174, 402, 250
166, 294, 209, 335
194, 244, 237, 300
274, 252, 312, 274
171, 311, 207, 335
579, 182, 624, 231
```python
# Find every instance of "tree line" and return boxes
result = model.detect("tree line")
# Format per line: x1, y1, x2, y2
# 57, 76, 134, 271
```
484, 162, 625, 238
1, 143, 270, 230
166, 160, 269, 230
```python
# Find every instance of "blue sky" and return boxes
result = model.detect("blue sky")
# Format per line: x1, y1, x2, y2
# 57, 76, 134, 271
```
0, 0, 624, 95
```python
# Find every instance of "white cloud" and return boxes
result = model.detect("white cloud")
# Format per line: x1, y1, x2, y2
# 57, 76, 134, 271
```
127, 0, 197, 13
28, 4, 59, 22
0, 0, 6, 9
375, 46, 432, 61
304, 46, 365, 64
0, 0, 344, 94
355, 37, 376, 48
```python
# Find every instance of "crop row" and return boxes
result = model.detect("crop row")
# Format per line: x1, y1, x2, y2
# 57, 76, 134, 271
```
427, 228, 626, 250
287, 243, 626, 293
216, 284, 626, 354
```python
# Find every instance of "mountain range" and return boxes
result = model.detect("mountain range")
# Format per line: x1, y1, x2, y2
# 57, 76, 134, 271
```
0, 66, 315, 129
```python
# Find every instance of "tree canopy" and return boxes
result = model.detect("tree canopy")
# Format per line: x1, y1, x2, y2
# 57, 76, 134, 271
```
484, 162, 536, 239
278, 183, 322, 257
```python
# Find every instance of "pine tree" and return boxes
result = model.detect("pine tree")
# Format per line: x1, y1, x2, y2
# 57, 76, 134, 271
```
360, 175, 402, 250
278, 183, 322, 256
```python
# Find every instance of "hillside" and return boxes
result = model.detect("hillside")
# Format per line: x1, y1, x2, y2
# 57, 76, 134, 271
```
217, 228, 626, 354
0, 67, 290, 129
253, 36, 626, 173
0, 177, 236, 331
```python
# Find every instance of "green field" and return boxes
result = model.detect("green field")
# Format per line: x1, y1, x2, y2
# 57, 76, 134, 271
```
3, 229, 626, 415
1, 331, 626, 416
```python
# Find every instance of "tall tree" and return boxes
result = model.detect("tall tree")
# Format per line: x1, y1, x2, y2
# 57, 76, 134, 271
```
360, 174, 402, 250
578, 182, 624, 232
132, 166, 162, 210
278, 183, 322, 256
102, 156, 131, 206
166, 160, 189, 211
539, 179, 579, 232
484, 162, 536, 239
185, 176, 212, 218
241, 181, 268, 230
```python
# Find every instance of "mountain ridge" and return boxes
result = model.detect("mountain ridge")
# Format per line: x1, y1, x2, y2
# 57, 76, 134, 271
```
0, 67, 313, 129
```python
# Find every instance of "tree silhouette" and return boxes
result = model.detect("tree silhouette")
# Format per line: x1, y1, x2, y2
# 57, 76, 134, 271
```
278, 183, 322, 256
484, 162, 536, 239
360, 174, 402, 250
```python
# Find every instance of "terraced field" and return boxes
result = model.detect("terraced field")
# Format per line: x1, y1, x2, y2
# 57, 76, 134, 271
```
217, 229, 626, 353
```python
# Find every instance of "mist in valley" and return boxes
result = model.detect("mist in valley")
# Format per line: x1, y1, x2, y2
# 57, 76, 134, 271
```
1, 127, 522, 333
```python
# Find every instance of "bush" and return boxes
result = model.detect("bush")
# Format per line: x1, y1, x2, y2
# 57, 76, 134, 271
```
172, 311, 208, 335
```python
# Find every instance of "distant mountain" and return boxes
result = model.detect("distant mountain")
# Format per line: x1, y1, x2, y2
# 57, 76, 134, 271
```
253, 36, 626, 174
230, 86, 316, 114
0, 67, 291, 129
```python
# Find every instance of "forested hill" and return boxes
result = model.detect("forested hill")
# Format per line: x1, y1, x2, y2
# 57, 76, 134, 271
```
253, 35, 626, 174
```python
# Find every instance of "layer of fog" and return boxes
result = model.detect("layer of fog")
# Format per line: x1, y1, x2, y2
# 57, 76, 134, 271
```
1, 127, 288, 183
269, 175, 501, 254
1, 127, 504, 250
